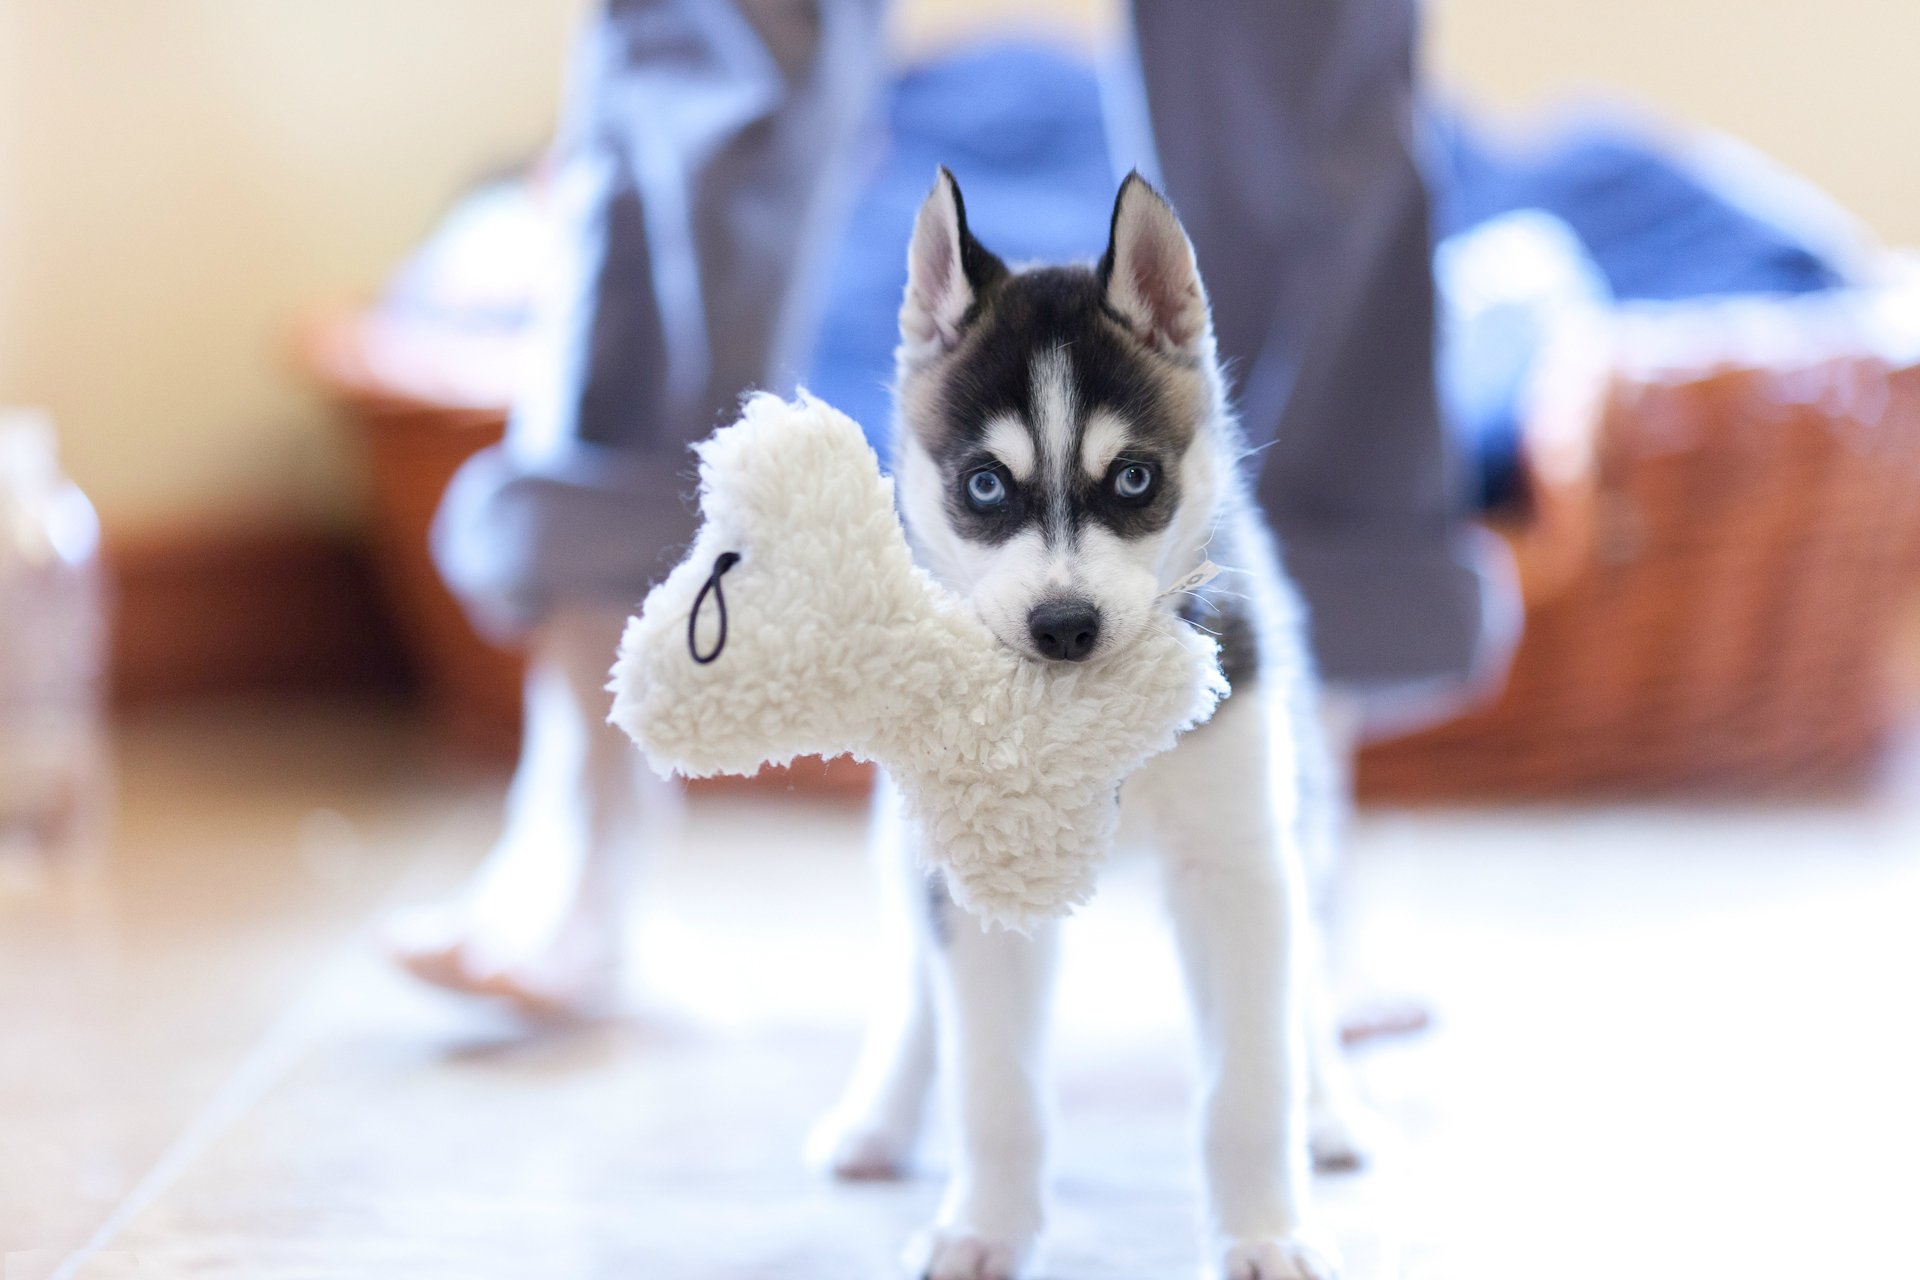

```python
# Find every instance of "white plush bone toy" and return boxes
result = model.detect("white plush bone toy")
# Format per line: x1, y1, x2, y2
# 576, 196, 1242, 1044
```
608, 393, 1226, 929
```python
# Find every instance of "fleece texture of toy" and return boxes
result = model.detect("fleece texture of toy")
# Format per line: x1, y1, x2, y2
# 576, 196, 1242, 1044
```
608, 393, 1226, 929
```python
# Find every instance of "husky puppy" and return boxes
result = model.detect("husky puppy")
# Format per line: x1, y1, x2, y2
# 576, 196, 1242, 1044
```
807, 170, 1365, 1280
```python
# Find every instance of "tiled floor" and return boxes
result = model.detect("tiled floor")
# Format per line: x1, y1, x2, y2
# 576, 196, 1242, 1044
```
6, 701, 1920, 1279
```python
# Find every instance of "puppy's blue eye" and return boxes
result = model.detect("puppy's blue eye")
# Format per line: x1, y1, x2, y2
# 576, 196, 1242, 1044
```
1114, 463, 1156, 502
966, 469, 1009, 509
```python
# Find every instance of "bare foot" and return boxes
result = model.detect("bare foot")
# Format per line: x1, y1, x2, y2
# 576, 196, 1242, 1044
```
382, 873, 625, 1017
383, 611, 668, 1017
1337, 996, 1431, 1046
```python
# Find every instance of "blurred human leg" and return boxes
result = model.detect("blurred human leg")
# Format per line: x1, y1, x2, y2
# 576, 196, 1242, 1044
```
436, 0, 889, 629
385, 609, 665, 1011
1126, 0, 1514, 701
389, 0, 886, 1008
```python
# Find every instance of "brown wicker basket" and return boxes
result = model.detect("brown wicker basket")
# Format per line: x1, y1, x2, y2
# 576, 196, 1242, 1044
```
1359, 282, 1920, 798
298, 310, 527, 757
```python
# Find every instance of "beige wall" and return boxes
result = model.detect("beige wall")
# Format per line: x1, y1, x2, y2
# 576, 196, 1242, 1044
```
0, 0, 583, 533
1, 0, 1913, 535
1427, 0, 1920, 250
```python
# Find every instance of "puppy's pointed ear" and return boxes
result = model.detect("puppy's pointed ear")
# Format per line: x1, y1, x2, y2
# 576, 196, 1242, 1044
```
900, 167, 1005, 363
1099, 172, 1212, 357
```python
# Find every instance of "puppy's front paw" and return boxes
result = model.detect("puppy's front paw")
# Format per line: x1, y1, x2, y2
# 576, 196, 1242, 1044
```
909, 1228, 1030, 1280
1220, 1234, 1338, 1280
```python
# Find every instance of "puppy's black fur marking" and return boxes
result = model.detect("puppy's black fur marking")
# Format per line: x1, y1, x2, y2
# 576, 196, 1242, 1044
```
1180, 582, 1261, 693
939, 165, 1009, 306
929, 268, 1189, 548
1174, 516, 1264, 692
1092, 170, 1149, 291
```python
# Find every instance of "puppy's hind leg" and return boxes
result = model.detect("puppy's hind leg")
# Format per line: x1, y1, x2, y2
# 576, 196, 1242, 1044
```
1297, 693, 1382, 1174
1302, 934, 1381, 1174
808, 773, 938, 1180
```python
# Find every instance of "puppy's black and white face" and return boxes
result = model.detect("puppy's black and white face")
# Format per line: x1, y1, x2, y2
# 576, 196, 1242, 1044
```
892, 169, 1228, 663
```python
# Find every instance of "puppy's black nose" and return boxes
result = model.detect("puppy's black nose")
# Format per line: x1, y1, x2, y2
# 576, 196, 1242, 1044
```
1028, 599, 1102, 662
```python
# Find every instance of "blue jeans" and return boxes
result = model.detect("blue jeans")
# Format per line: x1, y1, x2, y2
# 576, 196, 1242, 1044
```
433, 0, 1512, 696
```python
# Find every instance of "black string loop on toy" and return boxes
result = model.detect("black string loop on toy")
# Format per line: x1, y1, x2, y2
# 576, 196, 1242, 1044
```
688, 551, 741, 664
